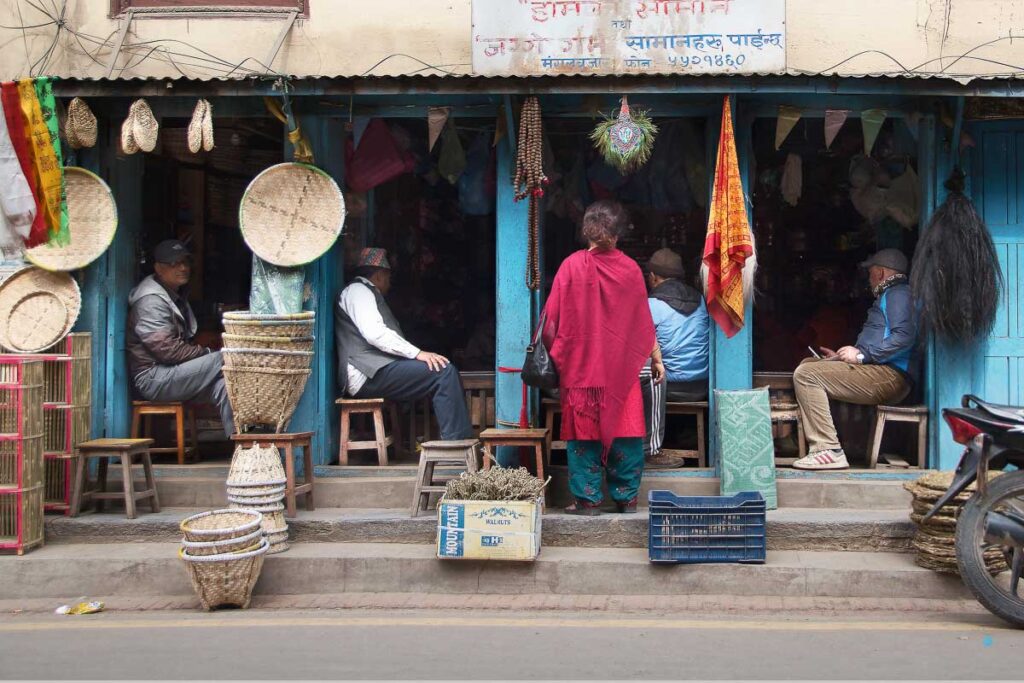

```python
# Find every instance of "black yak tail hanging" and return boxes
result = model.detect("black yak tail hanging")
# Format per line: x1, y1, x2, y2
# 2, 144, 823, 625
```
910, 170, 1003, 344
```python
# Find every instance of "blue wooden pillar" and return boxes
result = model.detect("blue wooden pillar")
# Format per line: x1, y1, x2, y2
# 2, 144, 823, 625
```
494, 116, 532, 466
708, 95, 754, 468
285, 115, 345, 468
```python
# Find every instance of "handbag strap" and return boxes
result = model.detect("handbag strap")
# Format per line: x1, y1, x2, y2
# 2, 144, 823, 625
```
531, 311, 547, 346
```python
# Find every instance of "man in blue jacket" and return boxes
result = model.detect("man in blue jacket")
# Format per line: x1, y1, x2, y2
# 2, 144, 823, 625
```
792, 249, 918, 470
640, 249, 710, 468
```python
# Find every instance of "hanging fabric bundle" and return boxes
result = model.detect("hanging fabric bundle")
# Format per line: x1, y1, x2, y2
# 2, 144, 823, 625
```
512, 96, 547, 291
589, 96, 657, 174
910, 171, 1002, 344
17, 78, 68, 245
702, 96, 756, 338
0, 83, 44, 248
0, 95, 36, 248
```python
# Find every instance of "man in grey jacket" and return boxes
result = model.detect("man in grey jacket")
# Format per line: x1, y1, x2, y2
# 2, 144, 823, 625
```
335, 248, 472, 441
127, 240, 233, 438
792, 249, 918, 470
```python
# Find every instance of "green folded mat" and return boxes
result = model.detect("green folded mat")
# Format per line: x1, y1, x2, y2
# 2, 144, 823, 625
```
715, 388, 778, 510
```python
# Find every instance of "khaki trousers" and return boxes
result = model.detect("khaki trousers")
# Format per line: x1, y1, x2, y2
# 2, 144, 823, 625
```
793, 359, 909, 454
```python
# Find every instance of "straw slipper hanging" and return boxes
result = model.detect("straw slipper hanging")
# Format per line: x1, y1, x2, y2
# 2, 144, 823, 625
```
121, 101, 139, 155
131, 99, 159, 153
201, 98, 214, 151
187, 99, 206, 153
65, 97, 97, 150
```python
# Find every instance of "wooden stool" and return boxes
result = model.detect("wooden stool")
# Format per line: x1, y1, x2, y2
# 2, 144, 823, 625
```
868, 405, 928, 469
769, 401, 808, 464
411, 439, 479, 517
130, 401, 198, 465
665, 401, 708, 467
479, 427, 549, 508
336, 398, 401, 465
70, 438, 159, 520
231, 432, 315, 518
542, 398, 565, 459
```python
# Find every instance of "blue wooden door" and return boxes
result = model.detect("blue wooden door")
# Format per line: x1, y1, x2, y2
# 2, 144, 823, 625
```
970, 123, 1024, 405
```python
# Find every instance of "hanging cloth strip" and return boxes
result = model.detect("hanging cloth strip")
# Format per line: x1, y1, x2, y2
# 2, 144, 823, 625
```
18, 78, 68, 245
0, 94, 37, 248
702, 96, 753, 338
1, 82, 47, 247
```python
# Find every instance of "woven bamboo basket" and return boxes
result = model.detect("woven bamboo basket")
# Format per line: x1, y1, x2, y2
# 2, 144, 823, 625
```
260, 509, 287, 534
226, 443, 286, 486
227, 492, 287, 506
25, 168, 117, 272
222, 334, 315, 352
223, 366, 311, 432
180, 527, 264, 557
222, 311, 315, 338
226, 484, 286, 497
239, 162, 345, 267
180, 537, 269, 610
222, 348, 313, 371
0, 360, 44, 490
230, 500, 285, 513
180, 508, 263, 544
0, 268, 81, 353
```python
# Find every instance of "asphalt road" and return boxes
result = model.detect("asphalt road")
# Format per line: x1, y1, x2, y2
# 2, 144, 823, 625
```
0, 609, 1021, 680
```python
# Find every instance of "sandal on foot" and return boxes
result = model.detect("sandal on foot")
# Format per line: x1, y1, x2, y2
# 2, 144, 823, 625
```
615, 498, 638, 514
565, 501, 602, 516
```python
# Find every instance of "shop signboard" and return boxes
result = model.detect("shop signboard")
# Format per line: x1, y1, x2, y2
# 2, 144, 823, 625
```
472, 0, 786, 76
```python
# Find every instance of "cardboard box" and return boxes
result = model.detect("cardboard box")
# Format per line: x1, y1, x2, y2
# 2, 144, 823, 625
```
436, 498, 542, 561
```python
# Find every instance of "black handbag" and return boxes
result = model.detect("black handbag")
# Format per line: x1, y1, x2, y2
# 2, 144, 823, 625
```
521, 312, 559, 390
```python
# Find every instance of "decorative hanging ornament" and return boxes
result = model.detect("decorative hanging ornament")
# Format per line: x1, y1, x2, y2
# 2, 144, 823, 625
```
512, 96, 547, 291
590, 96, 657, 174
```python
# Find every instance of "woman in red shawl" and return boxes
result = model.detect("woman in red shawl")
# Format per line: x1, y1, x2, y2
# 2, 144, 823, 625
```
543, 200, 664, 515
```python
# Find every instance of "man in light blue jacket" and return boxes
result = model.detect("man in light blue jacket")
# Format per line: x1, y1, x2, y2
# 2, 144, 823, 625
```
640, 249, 710, 468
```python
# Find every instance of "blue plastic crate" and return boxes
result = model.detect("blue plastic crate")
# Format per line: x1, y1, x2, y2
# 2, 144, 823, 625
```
648, 490, 766, 564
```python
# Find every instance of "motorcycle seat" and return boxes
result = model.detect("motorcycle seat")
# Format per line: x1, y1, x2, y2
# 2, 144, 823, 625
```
964, 394, 1024, 423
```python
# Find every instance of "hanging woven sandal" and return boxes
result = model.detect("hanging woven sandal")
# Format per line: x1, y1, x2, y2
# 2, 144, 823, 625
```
131, 99, 159, 152
187, 99, 206, 154
120, 102, 139, 155
201, 98, 215, 151
66, 97, 97, 149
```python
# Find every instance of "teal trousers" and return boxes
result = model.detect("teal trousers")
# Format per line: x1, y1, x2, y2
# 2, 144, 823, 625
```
567, 438, 645, 505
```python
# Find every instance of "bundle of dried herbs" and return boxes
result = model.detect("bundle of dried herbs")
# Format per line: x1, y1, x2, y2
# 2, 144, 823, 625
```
444, 466, 549, 501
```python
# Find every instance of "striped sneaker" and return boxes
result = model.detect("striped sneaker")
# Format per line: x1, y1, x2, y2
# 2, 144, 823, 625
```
793, 449, 850, 470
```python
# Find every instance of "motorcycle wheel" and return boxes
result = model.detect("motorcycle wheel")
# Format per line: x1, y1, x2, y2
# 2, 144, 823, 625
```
955, 470, 1024, 628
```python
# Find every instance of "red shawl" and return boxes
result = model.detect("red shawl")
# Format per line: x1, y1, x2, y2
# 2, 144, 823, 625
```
543, 248, 655, 454
0, 82, 46, 248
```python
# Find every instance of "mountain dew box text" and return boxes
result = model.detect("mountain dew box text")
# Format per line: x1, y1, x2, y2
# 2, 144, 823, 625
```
436, 498, 542, 561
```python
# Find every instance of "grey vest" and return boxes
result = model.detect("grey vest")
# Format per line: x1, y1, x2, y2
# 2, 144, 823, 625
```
335, 279, 406, 393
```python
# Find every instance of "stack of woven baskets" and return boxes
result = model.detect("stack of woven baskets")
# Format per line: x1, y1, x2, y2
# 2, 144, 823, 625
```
221, 311, 314, 433
904, 471, 1008, 575
226, 442, 290, 554
179, 509, 269, 610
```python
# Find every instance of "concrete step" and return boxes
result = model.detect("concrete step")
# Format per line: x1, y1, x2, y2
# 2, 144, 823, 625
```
45, 507, 914, 553
121, 466, 918, 510
0, 542, 970, 602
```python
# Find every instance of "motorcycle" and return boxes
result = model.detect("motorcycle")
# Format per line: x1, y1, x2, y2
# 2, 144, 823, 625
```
925, 395, 1024, 627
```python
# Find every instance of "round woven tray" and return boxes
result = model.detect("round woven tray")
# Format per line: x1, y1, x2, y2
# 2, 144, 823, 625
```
0, 267, 81, 352
239, 163, 345, 267
180, 509, 263, 543
25, 168, 117, 272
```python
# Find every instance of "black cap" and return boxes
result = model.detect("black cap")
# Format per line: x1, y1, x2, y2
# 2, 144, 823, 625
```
860, 248, 908, 274
153, 239, 190, 265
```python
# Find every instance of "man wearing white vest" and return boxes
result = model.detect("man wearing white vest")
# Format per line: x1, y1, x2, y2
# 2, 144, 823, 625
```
335, 247, 473, 441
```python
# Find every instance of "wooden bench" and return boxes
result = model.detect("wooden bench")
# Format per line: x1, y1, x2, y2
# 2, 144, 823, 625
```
231, 432, 315, 517
71, 438, 159, 519
336, 398, 401, 466
411, 439, 479, 517
479, 427, 549, 508
130, 401, 198, 465
868, 405, 928, 469
753, 372, 808, 464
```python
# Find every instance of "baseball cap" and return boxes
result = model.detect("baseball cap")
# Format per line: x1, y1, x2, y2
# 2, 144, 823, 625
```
860, 248, 908, 274
153, 239, 191, 265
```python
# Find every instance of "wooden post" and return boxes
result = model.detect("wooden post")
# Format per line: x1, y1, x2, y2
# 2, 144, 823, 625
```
494, 105, 531, 467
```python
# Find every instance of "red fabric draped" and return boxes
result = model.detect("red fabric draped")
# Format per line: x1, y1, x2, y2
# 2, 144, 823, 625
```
0, 82, 46, 247
542, 248, 655, 455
